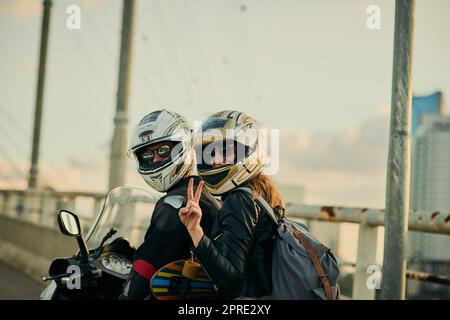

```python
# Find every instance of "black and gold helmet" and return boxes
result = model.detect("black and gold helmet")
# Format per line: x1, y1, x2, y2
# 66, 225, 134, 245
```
194, 110, 265, 195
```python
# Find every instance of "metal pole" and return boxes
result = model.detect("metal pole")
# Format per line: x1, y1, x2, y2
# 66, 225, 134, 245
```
28, 0, 52, 189
381, 0, 415, 300
108, 0, 135, 189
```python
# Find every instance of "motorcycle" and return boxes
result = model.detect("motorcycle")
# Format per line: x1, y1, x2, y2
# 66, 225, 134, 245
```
40, 186, 161, 300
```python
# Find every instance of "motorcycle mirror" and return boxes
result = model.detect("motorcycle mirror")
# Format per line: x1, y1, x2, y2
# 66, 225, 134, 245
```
57, 209, 90, 262
58, 210, 81, 237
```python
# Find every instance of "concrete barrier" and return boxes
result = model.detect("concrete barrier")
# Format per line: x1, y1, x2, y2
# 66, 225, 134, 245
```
0, 215, 78, 283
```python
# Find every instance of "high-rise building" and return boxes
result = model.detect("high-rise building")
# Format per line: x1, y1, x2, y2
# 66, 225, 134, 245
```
406, 92, 450, 299
408, 91, 448, 262
411, 91, 444, 135
409, 114, 450, 262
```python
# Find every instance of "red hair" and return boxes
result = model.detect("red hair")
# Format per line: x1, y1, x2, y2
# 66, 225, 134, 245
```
248, 173, 284, 208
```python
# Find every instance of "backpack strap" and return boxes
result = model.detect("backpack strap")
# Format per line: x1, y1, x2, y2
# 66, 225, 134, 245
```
286, 224, 334, 300
201, 187, 222, 212
231, 187, 279, 225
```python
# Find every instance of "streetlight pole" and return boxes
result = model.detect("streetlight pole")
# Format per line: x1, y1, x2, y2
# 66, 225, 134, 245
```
108, 0, 135, 189
28, 0, 52, 189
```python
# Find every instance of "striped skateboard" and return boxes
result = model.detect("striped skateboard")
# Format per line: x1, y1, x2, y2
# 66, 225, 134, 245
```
150, 259, 216, 300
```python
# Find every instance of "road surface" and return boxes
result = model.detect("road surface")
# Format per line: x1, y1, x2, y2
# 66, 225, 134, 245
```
0, 262, 44, 300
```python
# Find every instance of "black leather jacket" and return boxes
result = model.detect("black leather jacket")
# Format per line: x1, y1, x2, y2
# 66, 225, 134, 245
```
193, 186, 276, 299
120, 176, 220, 300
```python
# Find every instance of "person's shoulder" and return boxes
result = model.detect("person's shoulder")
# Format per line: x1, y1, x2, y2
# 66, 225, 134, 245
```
225, 187, 254, 204
158, 193, 185, 209
152, 192, 184, 219
151, 194, 185, 230
222, 188, 257, 214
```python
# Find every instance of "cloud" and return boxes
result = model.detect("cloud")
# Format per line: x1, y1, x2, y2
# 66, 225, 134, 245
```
0, 161, 28, 189
67, 156, 98, 171
280, 111, 389, 174
0, 158, 105, 192
0, 156, 149, 194
0, 0, 109, 21
0, 0, 40, 20
273, 107, 390, 208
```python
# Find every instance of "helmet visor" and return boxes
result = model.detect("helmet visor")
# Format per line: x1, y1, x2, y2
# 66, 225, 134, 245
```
196, 139, 252, 171
135, 141, 182, 172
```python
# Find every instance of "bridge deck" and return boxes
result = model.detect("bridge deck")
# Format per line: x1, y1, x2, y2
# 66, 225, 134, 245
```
0, 261, 44, 300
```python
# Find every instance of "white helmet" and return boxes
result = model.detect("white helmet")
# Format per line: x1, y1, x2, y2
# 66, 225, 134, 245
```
195, 110, 265, 195
128, 110, 194, 192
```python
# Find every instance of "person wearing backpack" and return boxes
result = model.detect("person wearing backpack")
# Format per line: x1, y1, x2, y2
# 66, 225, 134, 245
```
179, 110, 341, 300
178, 110, 282, 299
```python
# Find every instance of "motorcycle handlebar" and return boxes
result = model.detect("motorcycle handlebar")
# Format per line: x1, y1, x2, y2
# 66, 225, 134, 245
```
42, 273, 71, 281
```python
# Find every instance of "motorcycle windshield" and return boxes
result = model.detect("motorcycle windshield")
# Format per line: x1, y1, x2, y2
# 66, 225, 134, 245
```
85, 186, 162, 250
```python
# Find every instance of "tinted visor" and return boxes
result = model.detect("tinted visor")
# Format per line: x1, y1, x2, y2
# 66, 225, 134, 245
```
196, 139, 251, 171
135, 141, 182, 171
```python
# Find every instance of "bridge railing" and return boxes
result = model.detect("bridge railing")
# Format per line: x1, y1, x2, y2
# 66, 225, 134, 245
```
0, 188, 153, 239
0, 188, 105, 233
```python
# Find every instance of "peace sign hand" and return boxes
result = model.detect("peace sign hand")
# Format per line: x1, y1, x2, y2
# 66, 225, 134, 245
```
179, 179, 205, 246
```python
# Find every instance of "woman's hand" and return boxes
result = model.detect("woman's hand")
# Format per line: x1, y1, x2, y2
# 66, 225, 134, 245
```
178, 178, 205, 247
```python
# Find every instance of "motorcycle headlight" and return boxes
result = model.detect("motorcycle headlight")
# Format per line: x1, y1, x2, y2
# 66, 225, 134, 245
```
101, 254, 132, 275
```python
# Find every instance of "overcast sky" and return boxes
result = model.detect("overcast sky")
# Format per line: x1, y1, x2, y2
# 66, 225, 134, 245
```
0, 0, 449, 208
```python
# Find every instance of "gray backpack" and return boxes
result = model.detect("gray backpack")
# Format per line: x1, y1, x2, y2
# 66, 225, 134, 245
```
236, 187, 341, 300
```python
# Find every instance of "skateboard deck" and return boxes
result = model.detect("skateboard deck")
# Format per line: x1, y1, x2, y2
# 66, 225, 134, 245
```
150, 259, 216, 300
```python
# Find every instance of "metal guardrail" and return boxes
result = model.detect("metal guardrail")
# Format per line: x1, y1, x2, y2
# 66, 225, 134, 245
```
0, 188, 152, 247
0, 189, 105, 231
285, 204, 450, 235
407, 270, 450, 286
0, 188, 105, 199
339, 261, 450, 286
